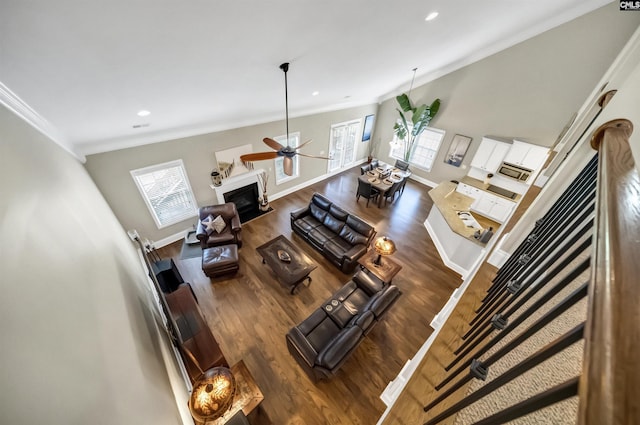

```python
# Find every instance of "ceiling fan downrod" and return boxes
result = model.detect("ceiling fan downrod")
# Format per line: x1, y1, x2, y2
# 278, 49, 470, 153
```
280, 62, 290, 146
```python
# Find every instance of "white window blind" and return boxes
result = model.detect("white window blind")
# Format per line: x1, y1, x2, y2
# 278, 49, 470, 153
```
274, 132, 300, 184
390, 127, 446, 172
131, 159, 198, 228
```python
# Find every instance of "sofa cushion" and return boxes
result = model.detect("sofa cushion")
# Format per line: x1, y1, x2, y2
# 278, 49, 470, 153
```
345, 215, 373, 239
328, 204, 349, 222
316, 326, 363, 370
306, 315, 341, 353
339, 225, 368, 247
309, 226, 339, 247
312, 193, 333, 211
294, 216, 322, 235
309, 203, 328, 223
352, 310, 375, 332
363, 285, 401, 318
353, 270, 385, 296
323, 238, 352, 265
323, 213, 345, 234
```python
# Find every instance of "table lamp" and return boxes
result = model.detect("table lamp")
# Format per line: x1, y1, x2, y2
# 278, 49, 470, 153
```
373, 236, 397, 266
189, 367, 236, 423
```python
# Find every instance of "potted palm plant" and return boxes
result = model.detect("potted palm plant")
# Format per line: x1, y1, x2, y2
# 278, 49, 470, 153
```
393, 94, 441, 161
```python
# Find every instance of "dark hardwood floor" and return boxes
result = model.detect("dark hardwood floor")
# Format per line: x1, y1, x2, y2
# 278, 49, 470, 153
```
157, 165, 461, 425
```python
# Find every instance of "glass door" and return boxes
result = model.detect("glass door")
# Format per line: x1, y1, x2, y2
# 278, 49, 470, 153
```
328, 119, 361, 172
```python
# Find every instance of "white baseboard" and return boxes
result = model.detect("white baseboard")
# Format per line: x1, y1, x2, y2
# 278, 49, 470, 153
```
154, 230, 189, 248
408, 173, 438, 188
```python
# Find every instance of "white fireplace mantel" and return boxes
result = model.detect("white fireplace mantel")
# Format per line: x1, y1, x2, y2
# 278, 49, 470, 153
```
210, 168, 266, 204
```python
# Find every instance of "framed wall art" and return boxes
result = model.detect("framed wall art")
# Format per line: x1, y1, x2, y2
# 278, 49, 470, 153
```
362, 114, 375, 142
444, 134, 472, 167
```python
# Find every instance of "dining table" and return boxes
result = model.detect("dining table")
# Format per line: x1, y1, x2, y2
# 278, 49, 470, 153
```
358, 162, 411, 207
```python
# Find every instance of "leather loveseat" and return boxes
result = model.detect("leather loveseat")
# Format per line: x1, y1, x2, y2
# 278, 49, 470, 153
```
290, 193, 376, 273
286, 269, 400, 380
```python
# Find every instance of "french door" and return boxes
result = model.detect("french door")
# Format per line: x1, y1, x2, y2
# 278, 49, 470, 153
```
328, 119, 361, 172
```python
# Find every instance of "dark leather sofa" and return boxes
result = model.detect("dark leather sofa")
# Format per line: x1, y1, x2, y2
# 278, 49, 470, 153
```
286, 270, 400, 380
290, 193, 376, 273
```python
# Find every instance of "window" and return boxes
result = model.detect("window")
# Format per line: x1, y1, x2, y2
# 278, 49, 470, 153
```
131, 159, 198, 228
274, 132, 300, 184
390, 127, 446, 171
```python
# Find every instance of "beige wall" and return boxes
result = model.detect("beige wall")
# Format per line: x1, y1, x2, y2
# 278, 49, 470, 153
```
0, 104, 186, 424
373, 4, 640, 186
84, 104, 377, 243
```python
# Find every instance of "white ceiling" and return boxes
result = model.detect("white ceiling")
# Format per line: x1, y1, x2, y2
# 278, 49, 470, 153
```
0, 0, 611, 158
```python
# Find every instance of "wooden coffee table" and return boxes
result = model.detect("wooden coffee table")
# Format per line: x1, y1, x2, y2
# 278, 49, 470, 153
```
256, 235, 317, 294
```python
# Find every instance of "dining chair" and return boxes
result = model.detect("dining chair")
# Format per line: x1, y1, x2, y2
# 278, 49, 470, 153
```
383, 181, 402, 206
356, 179, 380, 207
399, 176, 409, 195
394, 159, 410, 171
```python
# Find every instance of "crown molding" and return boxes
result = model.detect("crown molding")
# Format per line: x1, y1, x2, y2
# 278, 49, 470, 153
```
0, 81, 84, 162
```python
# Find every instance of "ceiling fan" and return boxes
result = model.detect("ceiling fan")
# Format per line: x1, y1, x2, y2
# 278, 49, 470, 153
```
240, 62, 330, 176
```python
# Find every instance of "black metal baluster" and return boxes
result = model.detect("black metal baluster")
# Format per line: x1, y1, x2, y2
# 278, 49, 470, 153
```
459, 233, 592, 351
424, 324, 584, 422
439, 276, 589, 389
486, 155, 597, 294
472, 200, 594, 322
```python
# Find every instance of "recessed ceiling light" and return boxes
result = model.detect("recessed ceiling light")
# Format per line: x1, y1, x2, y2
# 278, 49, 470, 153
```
312, 91, 319, 96
137, 110, 151, 117
425, 11, 438, 21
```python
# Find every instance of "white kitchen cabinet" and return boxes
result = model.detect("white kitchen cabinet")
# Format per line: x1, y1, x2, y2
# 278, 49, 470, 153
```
456, 182, 482, 199
503, 140, 548, 170
471, 192, 516, 223
470, 137, 511, 173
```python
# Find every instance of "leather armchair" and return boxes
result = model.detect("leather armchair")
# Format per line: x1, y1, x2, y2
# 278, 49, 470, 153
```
196, 203, 243, 249
286, 270, 400, 380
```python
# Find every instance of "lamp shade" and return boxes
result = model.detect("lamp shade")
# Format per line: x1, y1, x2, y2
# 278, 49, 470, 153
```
189, 367, 236, 422
374, 236, 397, 256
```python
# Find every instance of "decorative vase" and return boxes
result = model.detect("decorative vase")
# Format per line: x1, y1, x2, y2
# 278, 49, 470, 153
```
210, 171, 222, 186
259, 193, 270, 211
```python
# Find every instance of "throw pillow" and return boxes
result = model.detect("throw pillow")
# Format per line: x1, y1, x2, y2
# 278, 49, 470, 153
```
212, 214, 227, 234
201, 214, 216, 235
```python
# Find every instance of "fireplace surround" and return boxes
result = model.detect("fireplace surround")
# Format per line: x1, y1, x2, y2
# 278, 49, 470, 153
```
224, 183, 260, 223
210, 169, 270, 223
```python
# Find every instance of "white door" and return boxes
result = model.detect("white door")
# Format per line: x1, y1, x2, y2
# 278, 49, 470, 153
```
328, 120, 361, 172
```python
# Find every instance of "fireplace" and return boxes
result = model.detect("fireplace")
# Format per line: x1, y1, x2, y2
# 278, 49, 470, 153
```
224, 183, 260, 223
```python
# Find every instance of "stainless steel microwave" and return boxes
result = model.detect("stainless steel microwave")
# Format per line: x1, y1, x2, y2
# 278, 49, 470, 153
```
498, 162, 532, 182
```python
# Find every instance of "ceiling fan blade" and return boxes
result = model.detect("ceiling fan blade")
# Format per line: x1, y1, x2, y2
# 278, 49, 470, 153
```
295, 139, 313, 150
263, 137, 286, 151
240, 152, 280, 161
297, 152, 331, 160
284, 156, 293, 176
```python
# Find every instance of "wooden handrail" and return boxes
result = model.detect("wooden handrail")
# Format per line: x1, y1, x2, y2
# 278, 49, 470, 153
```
580, 119, 640, 424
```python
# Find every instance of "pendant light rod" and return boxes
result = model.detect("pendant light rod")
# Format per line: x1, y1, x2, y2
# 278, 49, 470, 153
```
408, 67, 418, 99
280, 62, 290, 146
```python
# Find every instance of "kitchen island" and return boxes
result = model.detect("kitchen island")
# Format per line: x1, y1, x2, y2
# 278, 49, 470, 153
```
425, 181, 500, 278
